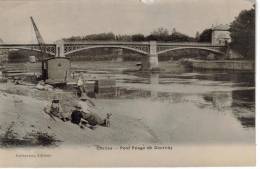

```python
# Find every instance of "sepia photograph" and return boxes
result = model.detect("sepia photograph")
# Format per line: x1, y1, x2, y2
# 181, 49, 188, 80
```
0, 0, 256, 167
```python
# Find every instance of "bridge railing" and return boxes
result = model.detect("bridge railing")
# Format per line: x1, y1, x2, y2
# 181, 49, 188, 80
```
0, 44, 56, 55
63, 41, 226, 47
0, 41, 225, 47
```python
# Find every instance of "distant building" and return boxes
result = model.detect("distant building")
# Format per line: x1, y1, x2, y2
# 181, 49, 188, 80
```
0, 38, 8, 63
211, 24, 231, 46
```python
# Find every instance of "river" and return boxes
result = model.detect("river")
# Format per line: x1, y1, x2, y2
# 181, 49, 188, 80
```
72, 61, 255, 145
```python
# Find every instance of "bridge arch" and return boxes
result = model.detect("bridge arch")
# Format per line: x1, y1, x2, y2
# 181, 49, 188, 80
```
157, 46, 225, 55
0, 47, 55, 56
64, 45, 149, 56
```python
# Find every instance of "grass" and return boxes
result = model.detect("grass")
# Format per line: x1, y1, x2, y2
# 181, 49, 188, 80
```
0, 127, 61, 148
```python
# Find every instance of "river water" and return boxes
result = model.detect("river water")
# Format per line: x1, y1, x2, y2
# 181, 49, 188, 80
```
72, 61, 255, 145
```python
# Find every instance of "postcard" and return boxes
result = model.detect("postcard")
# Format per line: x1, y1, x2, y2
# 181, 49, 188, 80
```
0, 0, 256, 167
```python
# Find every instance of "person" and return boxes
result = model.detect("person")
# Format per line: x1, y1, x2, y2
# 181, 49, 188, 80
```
44, 96, 66, 121
71, 104, 84, 125
77, 73, 86, 97
70, 103, 111, 128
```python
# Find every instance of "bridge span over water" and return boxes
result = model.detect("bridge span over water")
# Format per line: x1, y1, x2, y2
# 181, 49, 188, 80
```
0, 41, 228, 70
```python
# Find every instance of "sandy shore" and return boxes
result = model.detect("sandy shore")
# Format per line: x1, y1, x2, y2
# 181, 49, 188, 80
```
0, 81, 158, 148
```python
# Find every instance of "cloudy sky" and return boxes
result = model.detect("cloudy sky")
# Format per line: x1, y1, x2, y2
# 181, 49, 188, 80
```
0, 0, 254, 43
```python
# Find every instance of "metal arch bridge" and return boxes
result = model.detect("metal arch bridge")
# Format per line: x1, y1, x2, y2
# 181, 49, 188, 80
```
0, 41, 227, 56
64, 42, 226, 55
62, 41, 227, 56
0, 41, 228, 69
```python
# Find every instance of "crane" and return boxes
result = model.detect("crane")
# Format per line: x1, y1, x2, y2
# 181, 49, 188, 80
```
30, 16, 48, 81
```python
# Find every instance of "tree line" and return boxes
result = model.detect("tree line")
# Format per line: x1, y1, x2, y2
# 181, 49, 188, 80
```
63, 27, 195, 42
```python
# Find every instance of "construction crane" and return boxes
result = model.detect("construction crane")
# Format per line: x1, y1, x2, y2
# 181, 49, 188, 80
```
30, 16, 48, 81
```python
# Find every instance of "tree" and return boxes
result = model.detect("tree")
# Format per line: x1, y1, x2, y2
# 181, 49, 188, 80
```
197, 28, 212, 42
83, 32, 116, 41
151, 27, 169, 36
230, 5, 255, 59
63, 36, 81, 41
171, 32, 195, 42
171, 28, 177, 34
147, 27, 170, 41
132, 34, 145, 41
115, 34, 132, 41
195, 31, 200, 41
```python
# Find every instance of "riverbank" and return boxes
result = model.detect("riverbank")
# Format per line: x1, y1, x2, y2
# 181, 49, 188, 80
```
0, 81, 163, 147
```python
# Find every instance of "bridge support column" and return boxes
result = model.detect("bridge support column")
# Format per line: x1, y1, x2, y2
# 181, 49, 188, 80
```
55, 40, 65, 57
141, 41, 159, 71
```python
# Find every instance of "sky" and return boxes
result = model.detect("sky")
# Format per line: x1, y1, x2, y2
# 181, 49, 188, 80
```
0, 0, 254, 43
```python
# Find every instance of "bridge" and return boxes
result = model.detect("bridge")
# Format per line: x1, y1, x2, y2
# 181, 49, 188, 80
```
0, 41, 228, 70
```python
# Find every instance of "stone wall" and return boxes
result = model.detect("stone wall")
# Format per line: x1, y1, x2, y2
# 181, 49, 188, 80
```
191, 60, 254, 71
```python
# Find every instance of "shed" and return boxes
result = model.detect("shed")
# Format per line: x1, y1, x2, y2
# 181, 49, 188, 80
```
46, 57, 71, 84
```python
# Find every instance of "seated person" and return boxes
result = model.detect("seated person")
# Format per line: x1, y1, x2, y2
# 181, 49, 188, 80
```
44, 96, 66, 121
71, 104, 84, 125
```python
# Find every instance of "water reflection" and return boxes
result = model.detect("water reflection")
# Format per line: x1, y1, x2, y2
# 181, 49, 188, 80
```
149, 74, 159, 98
117, 72, 255, 129
115, 88, 151, 98
232, 90, 255, 128
203, 92, 232, 110
84, 68, 255, 129
202, 89, 255, 128
149, 73, 159, 84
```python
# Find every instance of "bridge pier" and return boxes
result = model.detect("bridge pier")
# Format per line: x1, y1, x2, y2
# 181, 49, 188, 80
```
55, 40, 65, 57
141, 41, 159, 71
